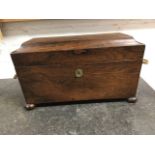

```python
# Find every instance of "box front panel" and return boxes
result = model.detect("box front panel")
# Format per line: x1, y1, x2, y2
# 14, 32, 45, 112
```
15, 53, 143, 104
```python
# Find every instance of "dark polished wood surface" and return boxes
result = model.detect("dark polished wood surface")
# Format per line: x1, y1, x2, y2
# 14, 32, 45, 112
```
11, 33, 145, 109
13, 33, 143, 54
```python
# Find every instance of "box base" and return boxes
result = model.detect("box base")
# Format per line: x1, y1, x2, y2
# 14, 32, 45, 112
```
24, 97, 137, 110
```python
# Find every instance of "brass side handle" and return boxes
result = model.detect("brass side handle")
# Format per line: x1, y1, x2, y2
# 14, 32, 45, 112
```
143, 59, 149, 64
13, 74, 18, 79
75, 68, 84, 78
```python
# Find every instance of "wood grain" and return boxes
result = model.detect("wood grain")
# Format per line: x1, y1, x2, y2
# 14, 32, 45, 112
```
16, 61, 142, 104
13, 33, 143, 54
11, 33, 145, 107
12, 46, 144, 66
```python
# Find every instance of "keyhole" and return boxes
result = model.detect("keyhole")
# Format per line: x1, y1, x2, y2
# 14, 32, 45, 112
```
75, 68, 84, 78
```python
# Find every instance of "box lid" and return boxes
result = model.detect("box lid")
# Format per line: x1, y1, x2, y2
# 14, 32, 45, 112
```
12, 33, 144, 54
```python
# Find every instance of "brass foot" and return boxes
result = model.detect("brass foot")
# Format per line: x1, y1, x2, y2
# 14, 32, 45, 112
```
25, 104, 35, 110
127, 97, 137, 104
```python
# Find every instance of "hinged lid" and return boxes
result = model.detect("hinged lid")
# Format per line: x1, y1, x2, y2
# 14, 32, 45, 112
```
11, 33, 145, 67
12, 33, 144, 54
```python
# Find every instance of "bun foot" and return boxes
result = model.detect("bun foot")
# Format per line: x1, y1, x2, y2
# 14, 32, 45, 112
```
25, 104, 35, 110
127, 97, 137, 104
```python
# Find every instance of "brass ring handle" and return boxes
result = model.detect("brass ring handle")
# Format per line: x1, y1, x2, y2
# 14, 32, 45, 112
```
75, 68, 84, 78
143, 59, 149, 64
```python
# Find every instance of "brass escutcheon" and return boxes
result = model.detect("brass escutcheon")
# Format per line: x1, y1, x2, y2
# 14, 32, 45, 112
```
75, 68, 83, 78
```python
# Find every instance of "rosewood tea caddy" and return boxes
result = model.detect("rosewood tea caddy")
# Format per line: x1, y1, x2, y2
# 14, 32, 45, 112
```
11, 33, 145, 110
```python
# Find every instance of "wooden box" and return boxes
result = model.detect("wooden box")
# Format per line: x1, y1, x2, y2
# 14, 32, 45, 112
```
11, 33, 145, 110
